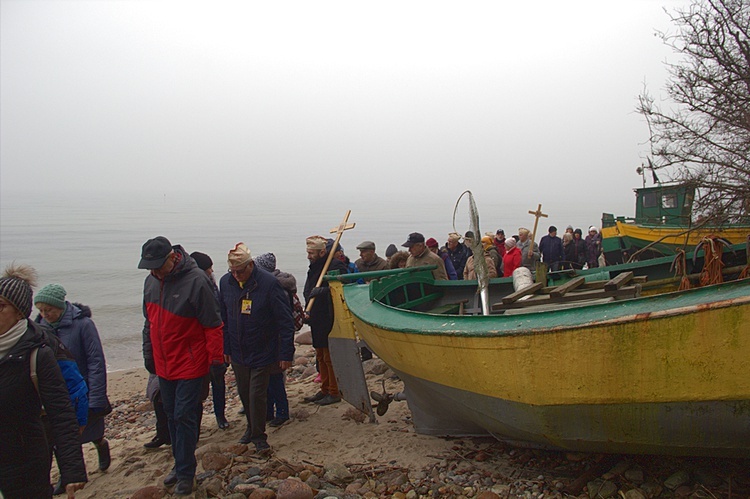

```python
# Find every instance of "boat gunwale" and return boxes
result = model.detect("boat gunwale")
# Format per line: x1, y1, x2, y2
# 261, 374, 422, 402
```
340, 277, 750, 338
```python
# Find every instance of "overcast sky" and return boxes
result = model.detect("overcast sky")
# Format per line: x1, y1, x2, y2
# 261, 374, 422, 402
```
1, 0, 684, 210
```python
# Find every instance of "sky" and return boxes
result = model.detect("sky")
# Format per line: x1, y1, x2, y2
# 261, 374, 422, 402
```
1, 0, 686, 213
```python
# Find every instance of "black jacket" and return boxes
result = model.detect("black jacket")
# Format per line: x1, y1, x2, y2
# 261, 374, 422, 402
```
0, 320, 87, 497
304, 257, 348, 348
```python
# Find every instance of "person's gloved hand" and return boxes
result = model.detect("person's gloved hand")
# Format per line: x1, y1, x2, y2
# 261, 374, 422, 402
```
309, 286, 328, 298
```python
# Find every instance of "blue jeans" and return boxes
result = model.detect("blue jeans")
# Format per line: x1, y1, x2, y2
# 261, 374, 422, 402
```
266, 372, 289, 420
159, 376, 204, 480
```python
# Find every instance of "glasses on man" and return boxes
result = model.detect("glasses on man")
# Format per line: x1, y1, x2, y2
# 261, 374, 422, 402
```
228, 264, 250, 275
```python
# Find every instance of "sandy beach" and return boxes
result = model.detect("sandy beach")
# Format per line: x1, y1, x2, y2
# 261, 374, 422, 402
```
59, 338, 749, 499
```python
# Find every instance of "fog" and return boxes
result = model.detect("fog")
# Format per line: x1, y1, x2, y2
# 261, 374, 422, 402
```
1, 0, 684, 214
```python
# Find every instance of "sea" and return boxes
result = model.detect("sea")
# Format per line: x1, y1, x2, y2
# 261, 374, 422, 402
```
0, 190, 610, 372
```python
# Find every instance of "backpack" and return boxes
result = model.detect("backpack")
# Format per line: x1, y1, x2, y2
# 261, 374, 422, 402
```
29, 329, 89, 426
291, 293, 305, 331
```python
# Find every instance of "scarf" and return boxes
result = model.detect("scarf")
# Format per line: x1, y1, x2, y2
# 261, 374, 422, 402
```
0, 319, 28, 359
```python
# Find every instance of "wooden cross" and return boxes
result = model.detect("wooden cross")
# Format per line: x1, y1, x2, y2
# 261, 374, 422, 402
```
305, 210, 356, 312
527, 204, 548, 258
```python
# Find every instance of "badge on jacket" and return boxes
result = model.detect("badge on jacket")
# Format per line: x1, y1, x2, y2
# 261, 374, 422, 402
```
241, 299, 252, 314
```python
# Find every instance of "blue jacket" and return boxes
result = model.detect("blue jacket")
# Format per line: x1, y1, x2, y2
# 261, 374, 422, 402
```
40, 302, 108, 411
539, 235, 564, 265
219, 265, 295, 368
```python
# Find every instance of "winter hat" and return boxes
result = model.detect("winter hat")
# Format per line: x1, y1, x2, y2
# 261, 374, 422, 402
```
589, 226, 599, 233
306, 235, 327, 251
447, 232, 461, 242
34, 283, 67, 310
228, 242, 252, 268
481, 235, 494, 250
385, 244, 398, 258
574, 228, 583, 235
190, 252, 213, 271
505, 238, 517, 249
425, 237, 439, 248
326, 239, 343, 254
254, 253, 277, 273
0, 264, 38, 318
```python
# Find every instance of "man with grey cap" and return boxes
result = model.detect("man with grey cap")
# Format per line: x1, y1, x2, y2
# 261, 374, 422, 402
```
139, 236, 224, 495
403, 232, 448, 280
354, 240, 389, 278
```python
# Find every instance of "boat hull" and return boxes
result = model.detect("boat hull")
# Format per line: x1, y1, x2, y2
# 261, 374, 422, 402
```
602, 221, 750, 262
332, 277, 750, 457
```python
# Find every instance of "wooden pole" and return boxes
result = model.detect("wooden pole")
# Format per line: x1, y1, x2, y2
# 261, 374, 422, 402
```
527, 204, 548, 259
305, 210, 356, 312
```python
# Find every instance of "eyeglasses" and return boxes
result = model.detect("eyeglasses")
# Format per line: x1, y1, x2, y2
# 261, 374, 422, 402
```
228, 264, 250, 275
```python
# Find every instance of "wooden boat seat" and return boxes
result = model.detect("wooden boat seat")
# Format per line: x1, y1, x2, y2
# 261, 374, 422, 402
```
426, 299, 469, 315
492, 281, 642, 312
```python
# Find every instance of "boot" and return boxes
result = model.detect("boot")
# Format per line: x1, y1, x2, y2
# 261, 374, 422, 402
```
95, 438, 111, 471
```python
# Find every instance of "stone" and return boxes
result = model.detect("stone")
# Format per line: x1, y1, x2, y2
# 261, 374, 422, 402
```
195, 443, 222, 457
675, 485, 693, 497
234, 483, 259, 495
362, 359, 389, 375
294, 356, 309, 366
223, 443, 250, 456
587, 479, 617, 498
381, 471, 408, 488
295, 330, 312, 345
196, 470, 216, 481
300, 365, 318, 379
305, 474, 322, 489
602, 460, 631, 480
640, 481, 662, 497
624, 468, 644, 484
490, 484, 510, 495
224, 495, 248, 499
622, 489, 646, 499
299, 469, 313, 481
202, 451, 231, 471
292, 408, 311, 421
131, 486, 167, 499
323, 462, 352, 483
277, 478, 315, 499
664, 470, 690, 490
204, 477, 223, 497
249, 488, 276, 499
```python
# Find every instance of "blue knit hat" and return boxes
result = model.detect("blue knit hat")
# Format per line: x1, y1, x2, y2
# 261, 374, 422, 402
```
34, 283, 67, 310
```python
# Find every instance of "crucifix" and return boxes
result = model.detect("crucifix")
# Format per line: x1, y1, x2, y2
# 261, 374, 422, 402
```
305, 210, 356, 312
527, 204, 548, 258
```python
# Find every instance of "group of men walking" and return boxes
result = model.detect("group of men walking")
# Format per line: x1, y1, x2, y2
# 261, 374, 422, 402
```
138, 233, 346, 495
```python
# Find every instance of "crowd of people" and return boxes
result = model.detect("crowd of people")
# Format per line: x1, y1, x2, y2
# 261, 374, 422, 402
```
0, 223, 604, 497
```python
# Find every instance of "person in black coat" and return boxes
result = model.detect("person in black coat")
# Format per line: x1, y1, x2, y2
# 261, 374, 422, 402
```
302, 235, 348, 406
0, 264, 87, 498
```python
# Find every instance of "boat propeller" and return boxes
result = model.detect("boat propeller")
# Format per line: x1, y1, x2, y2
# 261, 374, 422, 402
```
370, 379, 394, 416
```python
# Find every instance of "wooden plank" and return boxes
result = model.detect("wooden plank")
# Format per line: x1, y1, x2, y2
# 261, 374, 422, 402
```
605, 271, 634, 291
549, 277, 586, 298
500, 282, 545, 305
492, 285, 640, 311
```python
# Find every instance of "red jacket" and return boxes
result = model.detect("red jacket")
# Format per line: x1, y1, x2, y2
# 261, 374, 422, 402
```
502, 247, 522, 277
142, 246, 223, 380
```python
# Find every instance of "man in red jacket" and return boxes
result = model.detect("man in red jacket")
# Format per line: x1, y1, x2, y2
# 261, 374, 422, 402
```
140, 236, 223, 496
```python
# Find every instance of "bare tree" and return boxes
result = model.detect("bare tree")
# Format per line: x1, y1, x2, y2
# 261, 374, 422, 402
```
637, 0, 750, 222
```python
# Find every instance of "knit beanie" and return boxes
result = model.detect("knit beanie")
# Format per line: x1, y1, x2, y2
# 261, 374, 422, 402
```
190, 251, 213, 271
385, 244, 398, 258
0, 264, 38, 318
34, 283, 67, 310
254, 253, 277, 273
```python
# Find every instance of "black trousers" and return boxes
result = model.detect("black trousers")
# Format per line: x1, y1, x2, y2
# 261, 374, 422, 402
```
232, 363, 272, 445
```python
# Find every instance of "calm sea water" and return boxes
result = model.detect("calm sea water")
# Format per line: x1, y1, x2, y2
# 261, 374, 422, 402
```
0, 190, 606, 372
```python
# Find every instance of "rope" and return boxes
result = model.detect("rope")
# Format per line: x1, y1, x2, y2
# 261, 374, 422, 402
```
699, 237, 725, 286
